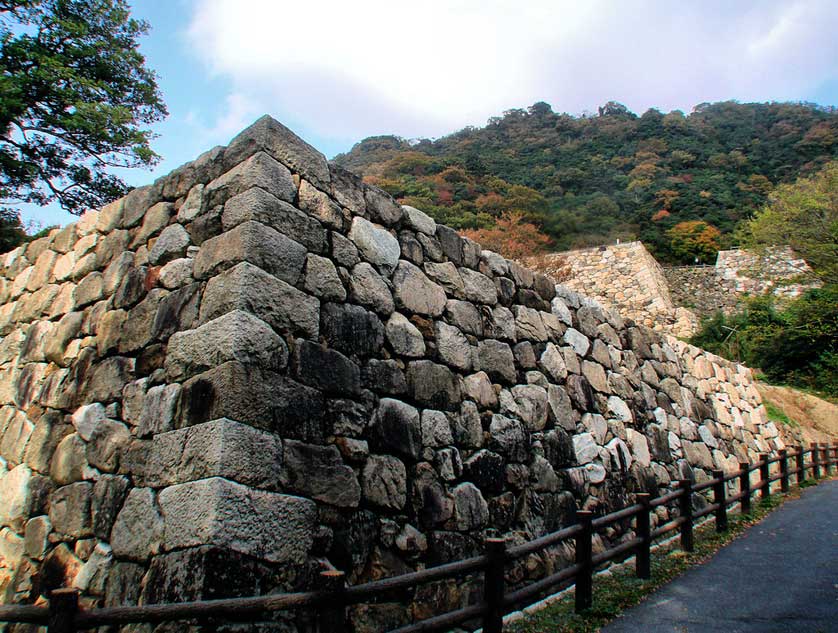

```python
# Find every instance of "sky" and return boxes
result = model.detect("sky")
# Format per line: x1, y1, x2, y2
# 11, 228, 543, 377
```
18, 0, 838, 228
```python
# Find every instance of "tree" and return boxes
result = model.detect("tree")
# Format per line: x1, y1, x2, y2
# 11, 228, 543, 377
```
738, 161, 837, 284
461, 212, 552, 260
667, 220, 721, 263
0, 208, 25, 251
1, 0, 167, 216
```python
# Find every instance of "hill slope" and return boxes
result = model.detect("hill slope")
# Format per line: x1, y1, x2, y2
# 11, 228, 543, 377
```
334, 100, 838, 262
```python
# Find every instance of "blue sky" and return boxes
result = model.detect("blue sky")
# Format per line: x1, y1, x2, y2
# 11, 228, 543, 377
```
19, 0, 838, 228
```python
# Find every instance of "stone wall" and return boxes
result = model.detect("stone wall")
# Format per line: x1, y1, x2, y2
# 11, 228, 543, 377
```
0, 117, 791, 632
663, 247, 820, 320
530, 243, 699, 338
716, 247, 819, 299
663, 266, 740, 318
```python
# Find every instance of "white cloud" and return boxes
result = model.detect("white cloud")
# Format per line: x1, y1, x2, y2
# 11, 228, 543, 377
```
186, 0, 838, 143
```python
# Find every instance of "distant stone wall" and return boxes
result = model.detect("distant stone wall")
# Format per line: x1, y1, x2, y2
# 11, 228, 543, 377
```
663, 247, 820, 319
0, 118, 792, 632
716, 247, 818, 299
530, 243, 699, 338
663, 266, 740, 318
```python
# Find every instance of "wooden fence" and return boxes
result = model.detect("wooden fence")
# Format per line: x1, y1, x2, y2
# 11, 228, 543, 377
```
1, 442, 836, 633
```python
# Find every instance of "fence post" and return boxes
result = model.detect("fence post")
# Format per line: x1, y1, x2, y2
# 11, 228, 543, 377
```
797, 445, 805, 483
635, 493, 651, 580
824, 443, 833, 475
483, 537, 507, 633
759, 454, 770, 500
47, 588, 78, 633
779, 449, 789, 493
738, 462, 751, 515
677, 479, 694, 553
318, 570, 346, 633
712, 470, 728, 532
575, 510, 594, 613
811, 443, 820, 479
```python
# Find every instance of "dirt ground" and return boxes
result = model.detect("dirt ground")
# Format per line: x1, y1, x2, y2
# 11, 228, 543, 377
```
756, 383, 838, 442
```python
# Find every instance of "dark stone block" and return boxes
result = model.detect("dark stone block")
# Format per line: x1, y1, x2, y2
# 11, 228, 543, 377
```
294, 340, 361, 395
188, 208, 223, 246
180, 362, 325, 442
566, 374, 594, 411
543, 429, 575, 469
495, 276, 516, 306
427, 531, 477, 566
136, 343, 166, 376
281, 440, 361, 507
410, 462, 453, 529
435, 225, 463, 265
113, 266, 148, 309
369, 398, 422, 460
516, 288, 548, 311
330, 510, 379, 575
141, 547, 281, 604
463, 450, 505, 494
406, 360, 462, 411
321, 302, 384, 358
152, 282, 201, 341
362, 359, 407, 395
488, 492, 517, 531
92, 474, 130, 540
534, 273, 557, 301
399, 231, 424, 265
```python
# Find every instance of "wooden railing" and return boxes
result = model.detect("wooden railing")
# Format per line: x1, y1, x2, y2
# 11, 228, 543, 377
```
1, 441, 836, 633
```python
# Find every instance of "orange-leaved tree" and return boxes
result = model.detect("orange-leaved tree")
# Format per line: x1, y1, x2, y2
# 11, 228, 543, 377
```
667, 220, 721, 263
461, 212, 552, 260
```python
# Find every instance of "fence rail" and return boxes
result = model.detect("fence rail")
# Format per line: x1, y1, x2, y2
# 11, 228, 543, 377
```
2, 441, 836, 633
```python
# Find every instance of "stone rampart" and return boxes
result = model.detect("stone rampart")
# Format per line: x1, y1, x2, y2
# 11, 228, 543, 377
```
0, 117, 791, 631
663, 247, 820, 319
530, 243, 699, 338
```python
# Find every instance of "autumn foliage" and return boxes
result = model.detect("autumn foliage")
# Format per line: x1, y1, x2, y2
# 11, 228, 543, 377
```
667, 220, 721, 263
461, 212, 552, 260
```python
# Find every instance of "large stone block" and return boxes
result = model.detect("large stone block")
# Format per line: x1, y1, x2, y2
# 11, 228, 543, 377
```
321, 302, 385, 358
393, 261, 447, 316
205, 150, 296, 208
281, 440, 361, 507
49, 482, 93, 539
369, 398, 422, 460
406, 361, 462, 411
476, 339, 517, 384
221, 187, 326, 253
348, 217, 400, 275
0, 465, 37, 530
180, 362, 325, 441
146, 418, 284, 489
294, 339, 361, 395
194, 219, 307, 286
362, 455, 407, 510
158, 477, 316, 564
141, 546, 282, 604
136, 383, 181, 438
200, 261, 319, 339
166, 310, 288, 381
110, 487, 163, 561
224, 115, 331, 190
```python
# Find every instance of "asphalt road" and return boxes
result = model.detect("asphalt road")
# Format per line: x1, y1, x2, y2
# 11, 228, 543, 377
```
601, 478, 838, 633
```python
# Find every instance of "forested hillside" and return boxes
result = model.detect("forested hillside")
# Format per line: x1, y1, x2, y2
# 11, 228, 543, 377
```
334, 101, 838, 262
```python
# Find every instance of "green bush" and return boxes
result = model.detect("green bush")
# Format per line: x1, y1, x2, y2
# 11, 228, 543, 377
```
690, 286, 838, 396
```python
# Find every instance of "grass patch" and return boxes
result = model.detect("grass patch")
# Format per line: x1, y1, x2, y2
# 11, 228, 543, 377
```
507, 490, 797, 633
763, 400, 800, 429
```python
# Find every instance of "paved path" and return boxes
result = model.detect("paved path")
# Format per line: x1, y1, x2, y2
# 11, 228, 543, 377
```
601, 479, 838, 633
